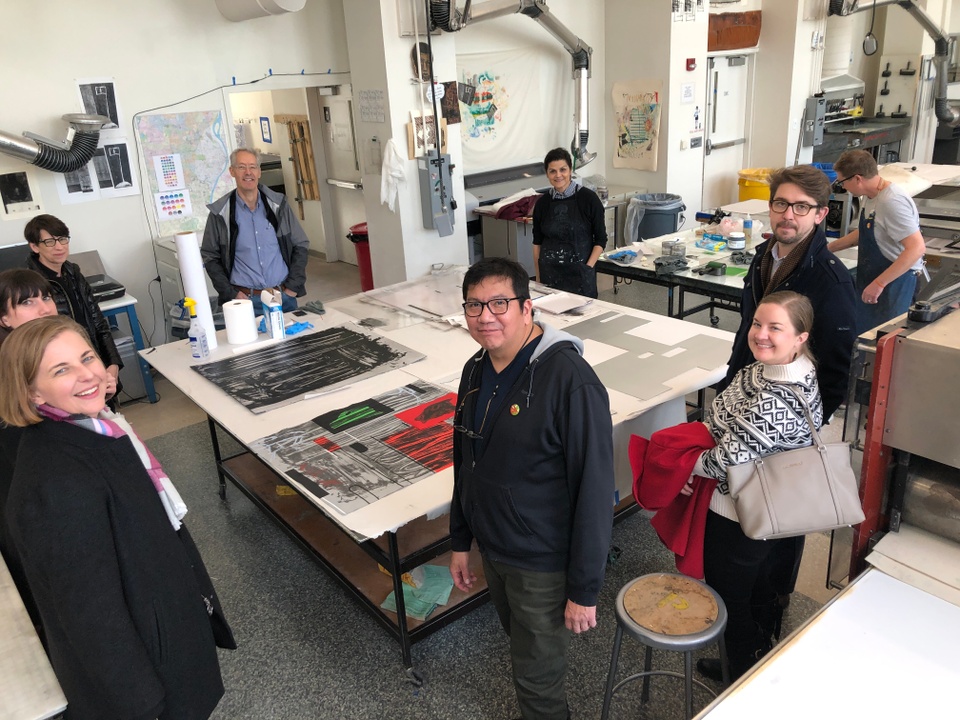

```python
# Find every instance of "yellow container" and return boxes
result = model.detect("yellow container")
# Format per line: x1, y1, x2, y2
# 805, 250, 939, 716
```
737, 167, 774, 202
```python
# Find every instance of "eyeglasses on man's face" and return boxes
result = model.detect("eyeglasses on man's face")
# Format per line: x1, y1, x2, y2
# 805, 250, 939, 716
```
232, 164, 260, 172
462, 296, 524, 317
769, 199, 820, 216
37, 236, 70, 247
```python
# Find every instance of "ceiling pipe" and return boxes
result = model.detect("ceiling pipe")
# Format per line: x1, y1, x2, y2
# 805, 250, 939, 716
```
829, 0, 960, 125
430, 0, 596, 167
0, 114, 111, 173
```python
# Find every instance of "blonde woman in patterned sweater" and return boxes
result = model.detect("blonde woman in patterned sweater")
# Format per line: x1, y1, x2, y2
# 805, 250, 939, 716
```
688, 291, 822, 684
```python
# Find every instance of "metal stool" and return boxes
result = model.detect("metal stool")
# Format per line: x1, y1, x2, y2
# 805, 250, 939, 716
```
600, 573, 729, 720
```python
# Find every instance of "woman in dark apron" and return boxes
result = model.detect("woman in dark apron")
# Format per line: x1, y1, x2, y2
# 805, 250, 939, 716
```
531, 148, 607, 299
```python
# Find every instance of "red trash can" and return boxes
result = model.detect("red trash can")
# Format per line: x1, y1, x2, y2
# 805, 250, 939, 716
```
347, 222, 374, 291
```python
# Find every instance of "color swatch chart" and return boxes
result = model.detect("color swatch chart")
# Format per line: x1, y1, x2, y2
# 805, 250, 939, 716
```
152, 153, 186, 190
154, 189, 193, 218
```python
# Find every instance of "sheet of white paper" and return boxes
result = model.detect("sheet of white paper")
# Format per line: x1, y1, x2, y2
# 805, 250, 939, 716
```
533, 292, 593, 315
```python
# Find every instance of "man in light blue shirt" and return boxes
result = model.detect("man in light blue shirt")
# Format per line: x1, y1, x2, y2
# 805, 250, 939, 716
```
201, 148, 310, 314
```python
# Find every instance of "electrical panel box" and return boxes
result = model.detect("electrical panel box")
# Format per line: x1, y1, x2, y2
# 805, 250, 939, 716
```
418, 153, 456, 237
802, 96, 826, 146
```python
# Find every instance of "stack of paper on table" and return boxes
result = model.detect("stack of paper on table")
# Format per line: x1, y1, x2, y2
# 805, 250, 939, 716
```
533, 292, 593, 315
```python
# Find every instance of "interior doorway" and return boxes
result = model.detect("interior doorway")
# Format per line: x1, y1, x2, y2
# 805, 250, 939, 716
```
702, 53, 754, 210
224, 79, 365, 265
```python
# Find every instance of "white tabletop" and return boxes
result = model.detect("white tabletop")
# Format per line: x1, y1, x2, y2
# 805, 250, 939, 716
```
0, 554, 67, 720
98, 293, 137, 312
696, 568, 960, 718
142, 271, 732, 540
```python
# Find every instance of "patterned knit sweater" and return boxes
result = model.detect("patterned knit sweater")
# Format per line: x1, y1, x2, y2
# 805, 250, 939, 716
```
699, 356, 822, 522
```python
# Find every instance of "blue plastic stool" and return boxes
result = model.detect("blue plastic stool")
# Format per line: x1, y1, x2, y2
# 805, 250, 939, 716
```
601, 573, 729, 720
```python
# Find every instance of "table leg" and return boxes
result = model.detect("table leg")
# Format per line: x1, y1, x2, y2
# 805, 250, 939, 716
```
207, 416, 227, 500
123, 305, 158, 403
387, 532, 422, 686
667, 286, 675, 317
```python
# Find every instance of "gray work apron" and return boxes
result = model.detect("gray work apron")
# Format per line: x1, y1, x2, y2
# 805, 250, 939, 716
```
855, 209, 917, 335
536, 189, 599, 299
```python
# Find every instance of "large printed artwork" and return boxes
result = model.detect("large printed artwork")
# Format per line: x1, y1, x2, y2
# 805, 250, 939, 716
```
612, 80, 663, 171
457, 48, 547, 171
191, 324, 424, 414
251, 381, 455, 515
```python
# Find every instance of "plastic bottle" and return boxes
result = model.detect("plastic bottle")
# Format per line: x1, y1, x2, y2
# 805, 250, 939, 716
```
184, 297, 210, 360
743, 215, 754, 248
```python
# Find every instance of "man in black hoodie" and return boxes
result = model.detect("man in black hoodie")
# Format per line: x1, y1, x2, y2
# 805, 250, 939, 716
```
449, 257, 614, 720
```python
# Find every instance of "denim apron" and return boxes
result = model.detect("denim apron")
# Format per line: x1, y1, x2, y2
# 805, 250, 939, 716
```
855, 209, 917, 334
536, 189, 599, 299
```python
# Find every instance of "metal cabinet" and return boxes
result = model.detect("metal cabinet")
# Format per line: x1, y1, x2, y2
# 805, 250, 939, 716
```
480, 215, 537, 277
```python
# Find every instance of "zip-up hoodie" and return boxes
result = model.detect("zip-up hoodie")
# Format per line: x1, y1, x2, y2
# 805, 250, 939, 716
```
450, 322, 614, 607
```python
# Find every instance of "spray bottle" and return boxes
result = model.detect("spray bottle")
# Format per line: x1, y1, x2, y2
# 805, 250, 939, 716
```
183, 297, 210, 360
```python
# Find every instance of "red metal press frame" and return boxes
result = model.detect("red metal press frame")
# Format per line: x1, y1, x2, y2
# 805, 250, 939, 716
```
850, 329, 903, 577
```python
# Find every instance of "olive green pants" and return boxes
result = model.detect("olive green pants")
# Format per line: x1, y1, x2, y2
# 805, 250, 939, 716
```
482, 557, 571, 720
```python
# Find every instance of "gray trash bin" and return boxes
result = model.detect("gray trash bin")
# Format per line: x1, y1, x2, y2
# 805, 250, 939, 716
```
625, 193, 686, 241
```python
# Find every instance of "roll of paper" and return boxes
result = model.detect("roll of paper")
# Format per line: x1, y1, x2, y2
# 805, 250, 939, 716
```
223, 299, 258, 345
174, 231, 218, 351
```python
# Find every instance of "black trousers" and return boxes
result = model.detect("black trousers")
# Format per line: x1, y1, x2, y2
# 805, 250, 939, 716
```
703, 511, 783, 678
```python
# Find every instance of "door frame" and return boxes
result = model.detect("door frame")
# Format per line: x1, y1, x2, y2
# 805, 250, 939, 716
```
702, 48, 757, 210
222, 76, 344, 261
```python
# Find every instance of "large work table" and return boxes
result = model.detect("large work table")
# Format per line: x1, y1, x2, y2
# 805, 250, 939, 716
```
141, 268, 733, 678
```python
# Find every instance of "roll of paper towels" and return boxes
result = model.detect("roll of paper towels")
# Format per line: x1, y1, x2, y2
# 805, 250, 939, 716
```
223, 299, 258, 345
173, 231, 218, 351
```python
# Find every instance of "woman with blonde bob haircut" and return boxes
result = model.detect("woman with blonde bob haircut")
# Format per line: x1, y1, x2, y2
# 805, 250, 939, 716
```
0, 315, 233, 720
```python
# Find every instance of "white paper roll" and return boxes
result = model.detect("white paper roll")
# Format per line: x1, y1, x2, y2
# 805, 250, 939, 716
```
223, 299, 259, 345
173, 231, 218, 351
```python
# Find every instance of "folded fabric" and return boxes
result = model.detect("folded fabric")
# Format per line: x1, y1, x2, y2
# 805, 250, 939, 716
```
494, 193, 541, 220
380, 565, 455, 621
630, 422, 718, 579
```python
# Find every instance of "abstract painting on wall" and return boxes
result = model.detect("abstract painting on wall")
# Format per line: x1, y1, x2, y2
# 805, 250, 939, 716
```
613, 80, 663, 171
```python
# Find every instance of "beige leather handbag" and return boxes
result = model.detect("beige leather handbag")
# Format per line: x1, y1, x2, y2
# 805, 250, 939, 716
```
726, 386, 865, 540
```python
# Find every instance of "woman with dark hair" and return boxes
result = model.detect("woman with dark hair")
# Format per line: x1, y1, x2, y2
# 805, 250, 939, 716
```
688, 291, 823, 683
531, 147, 607, 298
0, 315, 233, 720
23, 214, 122, 399
0, 268, 58, 629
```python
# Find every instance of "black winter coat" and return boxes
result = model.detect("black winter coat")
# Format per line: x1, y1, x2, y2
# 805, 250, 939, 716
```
6, 420, 226, 720
25, 253, 124, 371
718, 228, 857, 419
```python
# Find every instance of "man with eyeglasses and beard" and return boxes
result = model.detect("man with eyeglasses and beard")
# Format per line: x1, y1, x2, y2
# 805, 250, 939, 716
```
23, 214, 122, 401
695, 166, 856, 684
449, 257, 614, 720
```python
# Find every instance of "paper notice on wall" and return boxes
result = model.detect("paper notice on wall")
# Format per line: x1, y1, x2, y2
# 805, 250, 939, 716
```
153, 153, 186, 190
0, 169, 44, 221
154, 189, 193, 220
93, 139, 139, 199
55, 163, 101, 204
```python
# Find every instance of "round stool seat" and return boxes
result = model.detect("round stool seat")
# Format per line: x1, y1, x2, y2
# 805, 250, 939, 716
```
618, 573, 724, 652
601, 573, 729, 720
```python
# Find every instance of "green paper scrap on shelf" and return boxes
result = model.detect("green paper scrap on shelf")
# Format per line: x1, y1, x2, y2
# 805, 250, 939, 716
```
380, 565, 455, 621
725, 266, 749, 277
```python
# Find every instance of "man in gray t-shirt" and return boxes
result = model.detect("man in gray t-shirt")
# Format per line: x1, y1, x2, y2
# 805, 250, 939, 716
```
828, 150, 925, 334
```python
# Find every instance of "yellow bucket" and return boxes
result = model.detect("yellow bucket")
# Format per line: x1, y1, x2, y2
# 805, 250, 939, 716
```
737, 168, 774, 202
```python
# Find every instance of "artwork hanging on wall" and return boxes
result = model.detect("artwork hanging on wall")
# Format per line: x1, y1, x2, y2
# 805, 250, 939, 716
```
456, 48, 547, 171
251, 380, 455, 516
191, 324, 425, 414
612, 80, 663, 171
406, 114, 448, 159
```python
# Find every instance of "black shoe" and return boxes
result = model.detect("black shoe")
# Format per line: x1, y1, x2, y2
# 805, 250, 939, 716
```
696, 658, 725, 683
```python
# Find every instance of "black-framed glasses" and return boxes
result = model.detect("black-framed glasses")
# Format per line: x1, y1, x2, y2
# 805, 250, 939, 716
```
462, 296, 524, 317
37, 236, 70, 247
452, 387, 495, 441
835, 175, 855, 187
769, 200, 820, 216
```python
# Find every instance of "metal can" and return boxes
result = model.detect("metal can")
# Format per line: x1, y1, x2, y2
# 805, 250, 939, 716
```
727, 231, 746, 250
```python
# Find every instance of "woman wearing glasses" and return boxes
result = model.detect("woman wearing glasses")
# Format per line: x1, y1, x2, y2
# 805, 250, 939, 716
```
24, 214, 122, 401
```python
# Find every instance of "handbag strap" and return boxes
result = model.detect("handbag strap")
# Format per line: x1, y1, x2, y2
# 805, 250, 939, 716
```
782, 384, 825, 450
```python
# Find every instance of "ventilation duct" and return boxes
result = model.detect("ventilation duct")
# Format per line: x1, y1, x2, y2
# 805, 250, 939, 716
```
0, 114, 110, 173
430, 0, 596, 167
829, 0, 960, 125
215, 0, 307, 22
